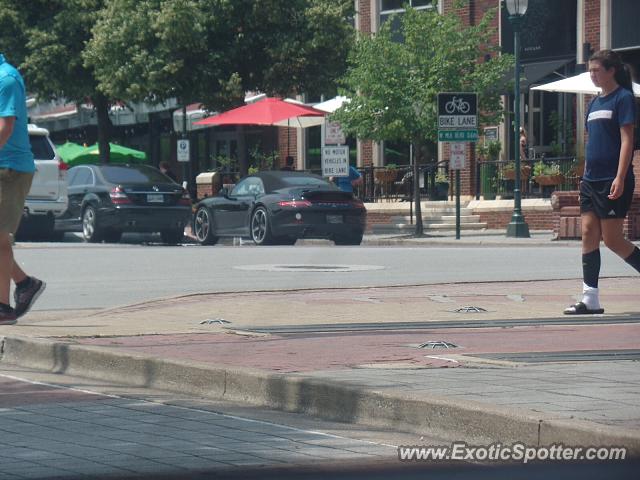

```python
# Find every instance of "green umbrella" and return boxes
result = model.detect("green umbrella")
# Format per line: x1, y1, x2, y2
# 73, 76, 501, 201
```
56, 142, 89, 164
58, 142, 148, 166
85, 143, 147, 163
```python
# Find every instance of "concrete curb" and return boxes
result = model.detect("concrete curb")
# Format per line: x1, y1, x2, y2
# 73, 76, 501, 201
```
2, 335, 639, 455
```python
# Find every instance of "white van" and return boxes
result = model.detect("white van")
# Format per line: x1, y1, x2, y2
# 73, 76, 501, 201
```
15, 124, 68, 240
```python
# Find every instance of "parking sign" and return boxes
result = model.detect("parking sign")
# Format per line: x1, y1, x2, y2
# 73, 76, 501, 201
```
177, 139, 190, 162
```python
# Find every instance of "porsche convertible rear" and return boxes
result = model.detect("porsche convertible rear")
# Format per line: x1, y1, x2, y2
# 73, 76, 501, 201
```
269, 191, 366, 245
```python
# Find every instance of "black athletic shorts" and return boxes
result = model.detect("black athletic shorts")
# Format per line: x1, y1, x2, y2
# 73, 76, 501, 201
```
580, 174, 635, 219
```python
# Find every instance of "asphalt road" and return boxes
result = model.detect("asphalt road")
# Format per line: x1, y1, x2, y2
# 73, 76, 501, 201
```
13, 239, 635, 311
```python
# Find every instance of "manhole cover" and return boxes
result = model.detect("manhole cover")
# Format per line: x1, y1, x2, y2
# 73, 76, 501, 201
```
454, 306, 488, 313
418, 341, 459, 349
235, 264, 385, 273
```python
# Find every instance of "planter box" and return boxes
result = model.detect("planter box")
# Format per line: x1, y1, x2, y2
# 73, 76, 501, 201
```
534, 174, 565, 186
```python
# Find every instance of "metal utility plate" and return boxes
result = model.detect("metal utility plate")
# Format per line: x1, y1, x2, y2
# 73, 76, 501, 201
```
469, 349, 640, 363
230, 315, 640, 334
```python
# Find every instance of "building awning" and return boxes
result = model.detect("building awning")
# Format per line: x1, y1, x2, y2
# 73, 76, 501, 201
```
522, 58, 574, 90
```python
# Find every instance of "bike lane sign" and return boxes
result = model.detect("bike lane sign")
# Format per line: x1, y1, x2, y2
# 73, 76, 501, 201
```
437, 92, 478, 142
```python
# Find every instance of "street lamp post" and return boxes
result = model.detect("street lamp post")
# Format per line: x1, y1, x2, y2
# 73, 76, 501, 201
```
505, 0, 530, 238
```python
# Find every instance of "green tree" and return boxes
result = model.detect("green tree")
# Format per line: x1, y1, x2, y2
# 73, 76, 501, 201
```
0, 0, 118, 163
333, 5, 512, 235
85, 0, 354, 174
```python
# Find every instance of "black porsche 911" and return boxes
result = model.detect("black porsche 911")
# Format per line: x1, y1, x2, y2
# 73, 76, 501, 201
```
193, 171, 367, 246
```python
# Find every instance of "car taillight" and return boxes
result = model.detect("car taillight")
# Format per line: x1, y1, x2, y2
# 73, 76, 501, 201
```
278, 200, 312, 208
109, 186, 131, 204
178, 190, 191, 206
57, 159, 68, 181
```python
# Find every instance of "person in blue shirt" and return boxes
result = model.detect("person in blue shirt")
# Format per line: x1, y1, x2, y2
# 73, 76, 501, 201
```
331, 165, 363, 193
565, 49, 640, 315
0, 53, 46, 325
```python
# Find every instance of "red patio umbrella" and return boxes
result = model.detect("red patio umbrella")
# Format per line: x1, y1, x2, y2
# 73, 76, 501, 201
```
194, 97, 326, 159
193, 97, 325, 127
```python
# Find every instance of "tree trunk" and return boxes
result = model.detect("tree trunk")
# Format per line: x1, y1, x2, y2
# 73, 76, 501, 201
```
413, 142, 424, 236
93, 93, 112, 164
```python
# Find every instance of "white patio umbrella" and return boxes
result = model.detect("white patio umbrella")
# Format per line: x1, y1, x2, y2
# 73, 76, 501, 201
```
531, 71, 640, 96
273, 96, 350, 128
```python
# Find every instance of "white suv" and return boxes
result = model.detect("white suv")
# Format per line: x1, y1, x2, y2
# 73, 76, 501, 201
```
15, 124, 68, 240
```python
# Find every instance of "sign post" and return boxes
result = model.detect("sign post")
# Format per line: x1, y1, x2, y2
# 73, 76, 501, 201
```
321, 145, 349, 178
437, 93, 478, 240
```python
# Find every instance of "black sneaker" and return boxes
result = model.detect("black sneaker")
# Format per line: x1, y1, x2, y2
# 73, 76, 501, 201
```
14, 277, 46, 318
0, 305, 17, 325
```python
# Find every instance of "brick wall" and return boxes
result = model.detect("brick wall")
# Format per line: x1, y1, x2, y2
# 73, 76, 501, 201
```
584, 0, 600, 50
358, 0, 371, 34
476, 209, 555, 230
278, 127, 297, 167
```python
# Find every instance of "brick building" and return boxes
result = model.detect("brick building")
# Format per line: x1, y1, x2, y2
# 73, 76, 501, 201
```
353, 0, 639, 193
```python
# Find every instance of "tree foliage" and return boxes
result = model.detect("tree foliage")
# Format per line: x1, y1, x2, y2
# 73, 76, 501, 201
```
86, 0, 355, 111
0, 0, 116, 162
333, 6, 512, 147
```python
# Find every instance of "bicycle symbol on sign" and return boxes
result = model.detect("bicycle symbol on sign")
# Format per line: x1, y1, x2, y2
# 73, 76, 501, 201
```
445, 96, 471, 114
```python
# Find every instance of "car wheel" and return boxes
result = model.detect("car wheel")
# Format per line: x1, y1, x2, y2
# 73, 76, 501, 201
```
82, 205, 103, 243
193, 207, 218, 245
161, 229, 184, 245
334, 232, 364, 246
103, 229, 122, 243
250, 206, 274, 245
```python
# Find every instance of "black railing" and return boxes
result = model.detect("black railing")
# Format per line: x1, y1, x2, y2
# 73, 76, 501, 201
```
197, 164, 452, 203
476, 156, 581, 200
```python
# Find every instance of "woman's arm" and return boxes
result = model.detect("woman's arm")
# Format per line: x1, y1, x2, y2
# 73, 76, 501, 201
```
608, 123, 634, 200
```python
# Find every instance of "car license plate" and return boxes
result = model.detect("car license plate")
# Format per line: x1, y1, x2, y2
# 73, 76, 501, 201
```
326, 214, 343, 224
147, 194, 164, 203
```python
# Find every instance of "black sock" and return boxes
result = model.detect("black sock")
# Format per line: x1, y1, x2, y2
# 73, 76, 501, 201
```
16, 277, 31, 289
583, 249, 601, 288
625, 246, 640, 273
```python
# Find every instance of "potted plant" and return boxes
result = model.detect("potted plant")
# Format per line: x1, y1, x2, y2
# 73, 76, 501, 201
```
533, 161, 564, 186
502, 161, 531, 181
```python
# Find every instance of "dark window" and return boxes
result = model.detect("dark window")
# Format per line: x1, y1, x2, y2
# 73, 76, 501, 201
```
99, 165, 169, 184
28, 135, 55, 160
501, 0, 576, 62
612, 0, 640, 50
70, 167, 93, 186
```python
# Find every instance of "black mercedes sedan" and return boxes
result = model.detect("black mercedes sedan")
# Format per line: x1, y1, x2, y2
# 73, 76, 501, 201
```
54, 164, 192, 243
193, 171, 367, 246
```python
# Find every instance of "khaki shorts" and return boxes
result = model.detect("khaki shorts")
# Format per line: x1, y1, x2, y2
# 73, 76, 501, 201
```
0, 168, 34, 234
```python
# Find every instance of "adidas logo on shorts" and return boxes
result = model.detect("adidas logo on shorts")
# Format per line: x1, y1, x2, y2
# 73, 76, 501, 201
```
608, 209, 616, 216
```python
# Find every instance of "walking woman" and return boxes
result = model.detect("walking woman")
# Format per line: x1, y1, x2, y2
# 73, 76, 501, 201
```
565, 49, 640, 314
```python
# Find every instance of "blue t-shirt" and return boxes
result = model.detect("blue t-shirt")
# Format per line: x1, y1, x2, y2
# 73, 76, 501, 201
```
584, 86, 636, 181
335, 166, 361, 193
0, 54, 34, 173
